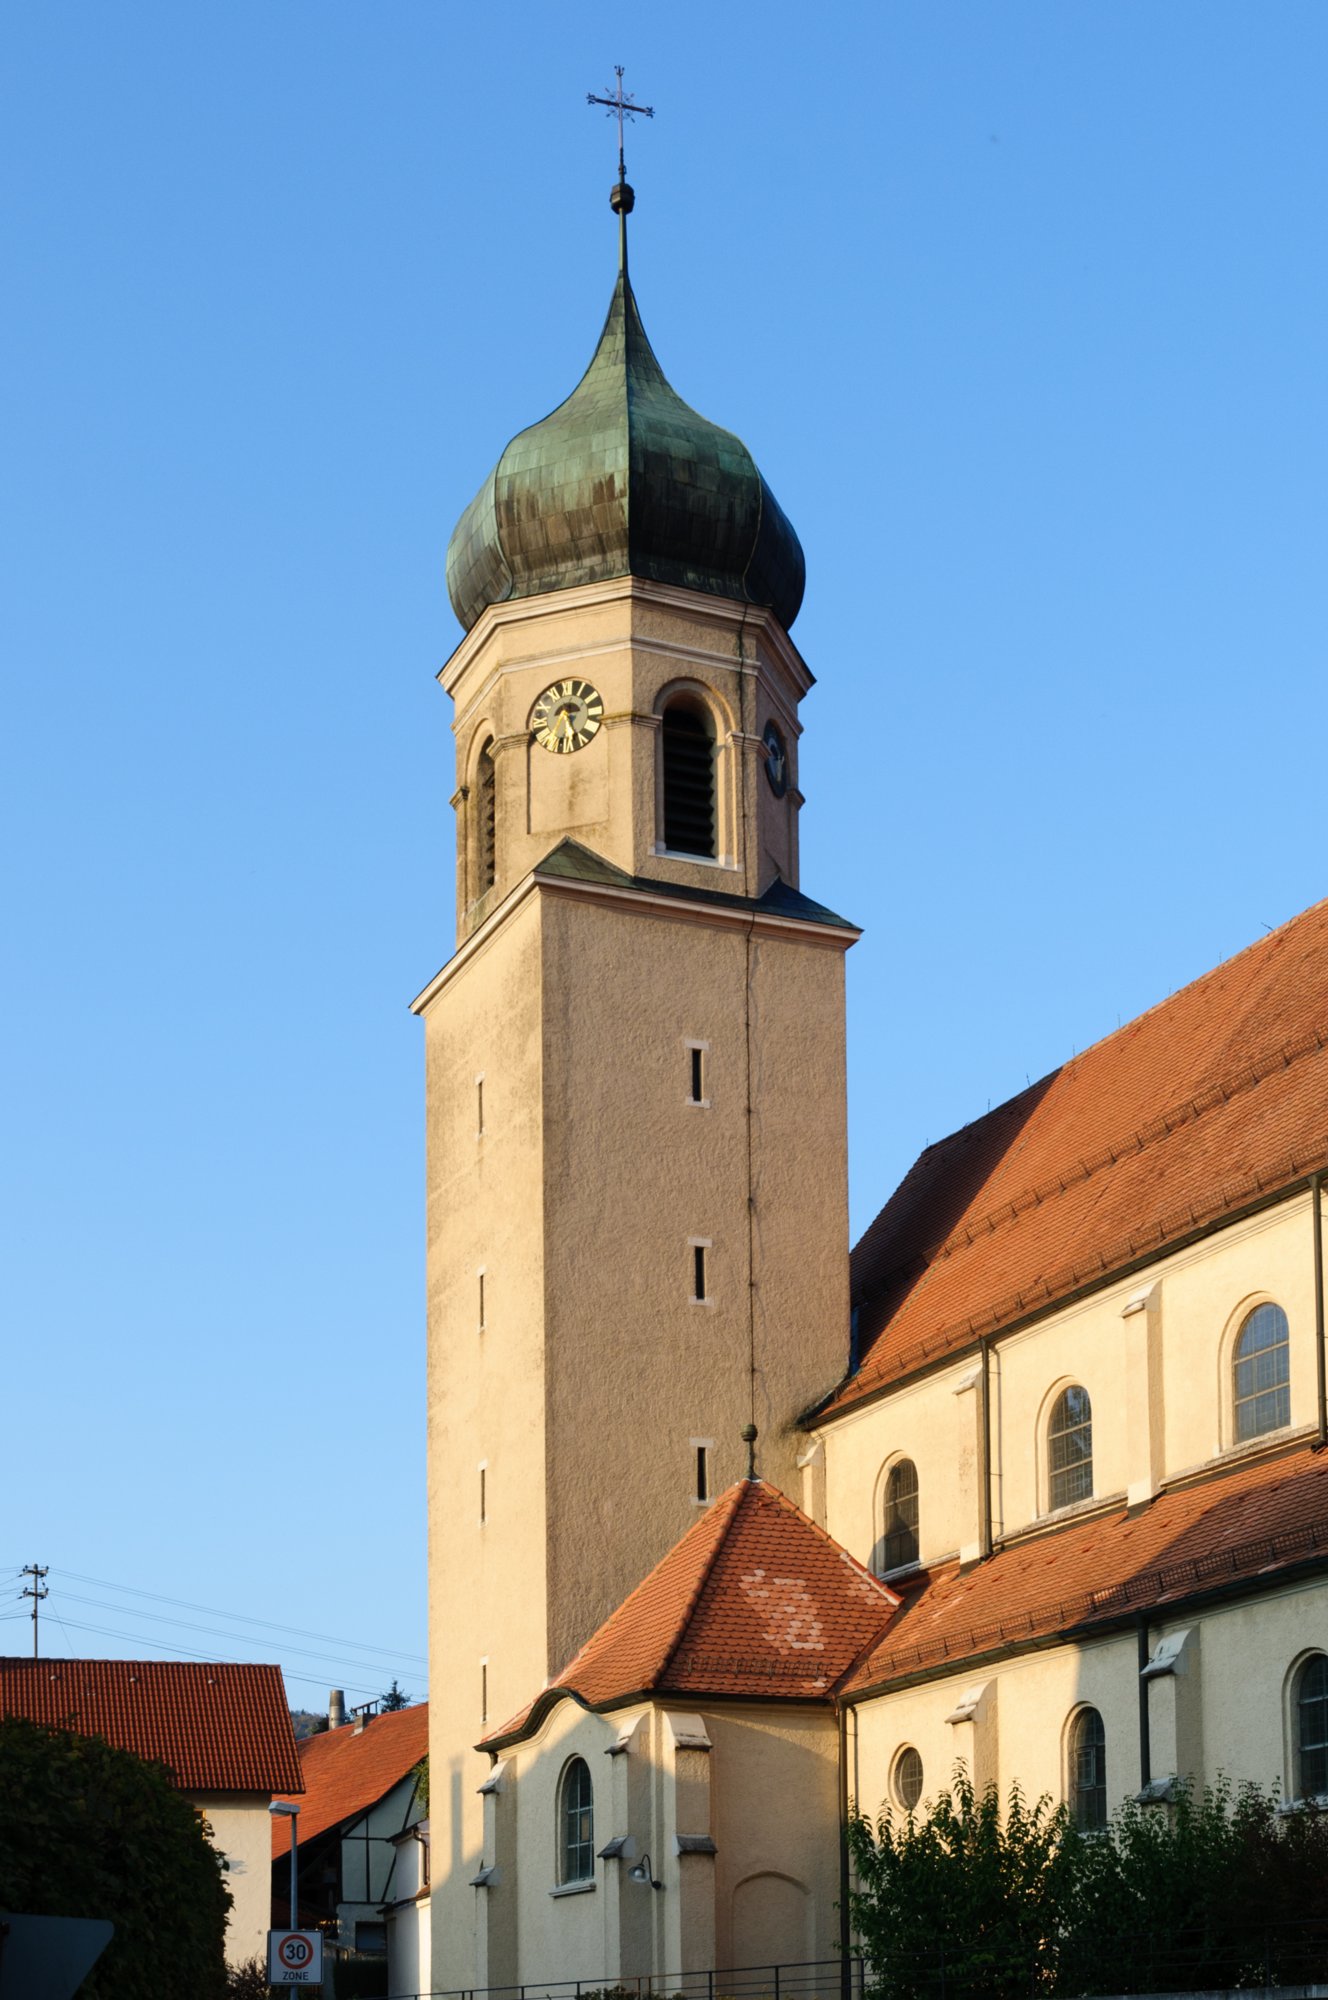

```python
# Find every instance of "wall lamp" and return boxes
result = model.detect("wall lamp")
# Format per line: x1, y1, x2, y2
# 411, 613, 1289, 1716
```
627, 1852, 662, 1890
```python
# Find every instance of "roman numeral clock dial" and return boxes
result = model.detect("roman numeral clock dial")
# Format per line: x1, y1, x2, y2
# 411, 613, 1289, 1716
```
531, 678, 604, 755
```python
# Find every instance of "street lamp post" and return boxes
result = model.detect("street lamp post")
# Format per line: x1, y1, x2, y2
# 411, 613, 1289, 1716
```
268, 1801, 300, 1932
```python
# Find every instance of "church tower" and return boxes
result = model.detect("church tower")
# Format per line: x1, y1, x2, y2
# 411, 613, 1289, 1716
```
415, 179, 856, 1987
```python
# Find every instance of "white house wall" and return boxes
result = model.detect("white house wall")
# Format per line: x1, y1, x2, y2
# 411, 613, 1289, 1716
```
193, 1793, 271, 1971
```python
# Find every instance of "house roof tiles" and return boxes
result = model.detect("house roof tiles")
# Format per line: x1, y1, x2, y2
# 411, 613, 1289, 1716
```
271, 1702, 429, 1856
828, 899, 1328, 1415
482, 1481, 899, 1749
0, 1657, 303, 1794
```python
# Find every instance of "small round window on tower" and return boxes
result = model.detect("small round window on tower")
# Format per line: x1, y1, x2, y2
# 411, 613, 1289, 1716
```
893, 1746, 924, 1812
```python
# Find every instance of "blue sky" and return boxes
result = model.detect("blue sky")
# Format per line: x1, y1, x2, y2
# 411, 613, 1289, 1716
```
3, 4, 1324, 1706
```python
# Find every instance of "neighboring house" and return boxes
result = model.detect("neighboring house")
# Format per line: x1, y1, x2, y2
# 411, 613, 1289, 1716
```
0, 1656, 303, 1968
383, 1815, 431, 2000
270, 1700, 428, 1975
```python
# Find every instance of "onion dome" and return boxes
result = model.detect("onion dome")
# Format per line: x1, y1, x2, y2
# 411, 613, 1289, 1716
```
446, 191, 805, 633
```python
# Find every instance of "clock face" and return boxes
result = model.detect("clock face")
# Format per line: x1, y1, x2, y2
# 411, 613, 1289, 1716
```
762, 720, 789, 798
531, 678, 604, 755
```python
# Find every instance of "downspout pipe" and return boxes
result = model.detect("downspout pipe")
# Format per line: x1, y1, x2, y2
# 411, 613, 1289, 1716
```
1313, 1173, 1326, 1451
838, 1699, 852, 2000
979, 1336, 993, 1559
1136, 1614, 1151, 1790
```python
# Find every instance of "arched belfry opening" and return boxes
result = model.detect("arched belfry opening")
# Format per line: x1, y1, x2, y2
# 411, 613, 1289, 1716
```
476, 741, 496, 893
661, 699, 716, 858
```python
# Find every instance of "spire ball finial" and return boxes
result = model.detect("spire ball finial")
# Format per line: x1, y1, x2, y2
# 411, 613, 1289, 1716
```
610, 181, 635, 215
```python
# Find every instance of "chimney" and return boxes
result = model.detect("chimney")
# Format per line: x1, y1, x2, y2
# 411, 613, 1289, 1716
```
328, 1689, 346, 1729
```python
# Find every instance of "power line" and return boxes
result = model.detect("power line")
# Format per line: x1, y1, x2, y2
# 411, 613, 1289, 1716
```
49, 1617, 387, 1702
52, 1589, 418, 1683
55, 1567, 427, 1665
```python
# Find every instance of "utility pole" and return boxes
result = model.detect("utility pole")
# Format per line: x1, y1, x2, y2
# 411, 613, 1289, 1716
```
20, 1565, 48, 1659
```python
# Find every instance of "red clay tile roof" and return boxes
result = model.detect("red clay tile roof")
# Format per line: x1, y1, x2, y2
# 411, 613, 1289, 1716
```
846, 1439, 1328, 1695
828, 900, 1328, 1415
271, 1702, 428, 1856
0, 1658, 303, 1794
482, 1481, 899, 1748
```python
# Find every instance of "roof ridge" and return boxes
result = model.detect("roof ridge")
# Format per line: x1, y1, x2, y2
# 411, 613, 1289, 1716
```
883, 901, 1328, 1197
843, 1129, 1328, 1402
912, 1024, 1328, 1274
654, 1481, 750, 1686
1050, 895, 1328, 1073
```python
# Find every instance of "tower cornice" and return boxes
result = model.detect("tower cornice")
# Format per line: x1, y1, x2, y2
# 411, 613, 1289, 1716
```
409, 843, 858, 1018
439, 574, 813, 704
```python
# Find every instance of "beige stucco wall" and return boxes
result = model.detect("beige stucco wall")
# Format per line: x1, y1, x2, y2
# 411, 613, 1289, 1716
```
538, 885, 852, 1671
192, 1793, 271, 1970
482, 1693, 839, 1987
422, 889, 548, 1990
822, 1192, 1323, 1579
850, 1571, 1328, 1842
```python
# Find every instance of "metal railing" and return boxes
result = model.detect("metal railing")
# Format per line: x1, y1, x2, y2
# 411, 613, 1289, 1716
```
378, 1959, 865, 2000
366, 1922, 1328, 2000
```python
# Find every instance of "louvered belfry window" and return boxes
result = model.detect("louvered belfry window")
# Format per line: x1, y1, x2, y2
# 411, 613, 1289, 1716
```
662, 702, 717, 857
477, 742, 497, 892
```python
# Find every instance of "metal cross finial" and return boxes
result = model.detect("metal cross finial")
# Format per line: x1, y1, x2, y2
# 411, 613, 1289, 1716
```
587, 65, 654, 184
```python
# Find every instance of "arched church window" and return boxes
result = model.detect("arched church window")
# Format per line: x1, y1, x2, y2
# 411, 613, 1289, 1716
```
1234, 1302, 1290, 1441
1068, 1707, 1107, 1830
1048, 1385, 1093, 1510
1295, 1654, 1328, 1800
662, 700, 717, 857
558, 1757, 594, 1884
881, 1459, 920, 1572
476, 741, 496, 893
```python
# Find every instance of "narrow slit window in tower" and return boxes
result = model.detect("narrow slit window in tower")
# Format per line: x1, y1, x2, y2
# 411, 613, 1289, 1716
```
476, 1075, 485, 1137
662, 703, 717, 857
479, 1463, 486, 1526
478, 1270, 486, 1332
480, 1660, 488, 1726
695, 1444, 710, 1503
692, 1243, 708, 1302
689, 1045, 705, 1103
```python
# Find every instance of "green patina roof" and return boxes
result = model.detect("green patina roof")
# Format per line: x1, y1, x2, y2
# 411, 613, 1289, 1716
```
533, 838, 856, 932
446, 242, 805, 633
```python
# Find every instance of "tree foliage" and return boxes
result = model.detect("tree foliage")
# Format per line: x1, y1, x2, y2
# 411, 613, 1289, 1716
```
847, 1767, 1073, 1996
0, 1717, 231, 2000
847, 1766, 1328, 1999
379, 1679, 411, 1712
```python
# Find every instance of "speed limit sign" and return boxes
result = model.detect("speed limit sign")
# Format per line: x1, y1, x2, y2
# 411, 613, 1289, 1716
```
267, 1929, 323, 1985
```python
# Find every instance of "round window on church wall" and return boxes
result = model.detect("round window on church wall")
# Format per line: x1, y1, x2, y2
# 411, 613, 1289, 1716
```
893, 1746, 924, 1812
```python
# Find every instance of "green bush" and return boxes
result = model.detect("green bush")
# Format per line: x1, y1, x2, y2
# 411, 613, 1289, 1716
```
0, 1716, 231, 2000
847, 1766, 1072, 1998
846, 1765, 1328, 1999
